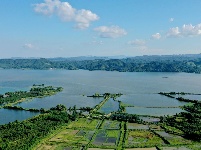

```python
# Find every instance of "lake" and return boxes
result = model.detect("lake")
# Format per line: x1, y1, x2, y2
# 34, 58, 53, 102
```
0, 69, 201, 124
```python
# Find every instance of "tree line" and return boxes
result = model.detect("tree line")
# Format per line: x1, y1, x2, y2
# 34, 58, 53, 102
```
0, 104, 78, 150
1, 56, 201, 73
161, 102, 201, 141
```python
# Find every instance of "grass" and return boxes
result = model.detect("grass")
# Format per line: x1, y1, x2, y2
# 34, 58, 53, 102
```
101, 120, 120, 129
36, 128, 91, 149
161, 124, 184, 135
127, 123, 149, 130
167, 136, 192, 145
149, 124, 162, 130
34, 118, 99, 150
67, 118, 99, 129
34, 118, 197, 149
89, 129, 120, 148
106, 130, 120, 138
125, 148, 157, 150
34, 117, 195, 150
186, 143, 201, 150
155, 130, 193, 146
37, 129, 80, 149
126, 130, 164, 148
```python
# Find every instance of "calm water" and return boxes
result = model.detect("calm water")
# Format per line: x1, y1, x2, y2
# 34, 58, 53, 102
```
98, 98, 119, 114
118, 94, 186, 107
126, 107, 185, 116
0, 69, 201, 124
0, 109, 39, 125
16, 95, 103, 109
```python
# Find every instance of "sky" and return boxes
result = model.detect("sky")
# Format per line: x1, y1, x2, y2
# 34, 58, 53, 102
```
1, 0, 201, 58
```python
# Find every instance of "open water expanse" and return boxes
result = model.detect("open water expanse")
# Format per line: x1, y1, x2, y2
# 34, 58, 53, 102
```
0, 69, 201, 124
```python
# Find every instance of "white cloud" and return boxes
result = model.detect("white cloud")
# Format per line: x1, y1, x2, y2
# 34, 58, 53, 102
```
34, 0, 99, 29
23, 44, 34, 49
166, 23, 201, 38
166, 27, 180, 37
182, 24, 201, 36
57, 1, 75, 21
151, 33, 161, 39
169, 18, 174, 22
74, 9, 99, 29
34, 0, 60, 15
94, 26, 127, 38
128, 39, 146, 45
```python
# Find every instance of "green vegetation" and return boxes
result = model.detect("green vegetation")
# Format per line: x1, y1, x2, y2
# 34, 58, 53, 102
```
87, 93, 104, 98
125, 130, 164, 148
161, 102, 201, 141
158, 92, 200, 103
35, 118, 101, 149
91, 96, 110, 114
176, 97, 198, 103
1, 91, 201, 149
67, 118, 99, 129
90, 93, 122, 115
0, 105, 72, 150
1, 54, 201, 73
0, 84, 63, 105
110, 113, 140, 123
3, 105, 43, 112
101, 120, 120, 130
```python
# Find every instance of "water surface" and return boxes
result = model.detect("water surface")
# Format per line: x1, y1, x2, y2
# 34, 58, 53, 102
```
0, 69, 201, 124
0, 108, 39, 125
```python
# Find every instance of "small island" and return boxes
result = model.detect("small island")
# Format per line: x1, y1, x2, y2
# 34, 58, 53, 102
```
0, 84, 63, 106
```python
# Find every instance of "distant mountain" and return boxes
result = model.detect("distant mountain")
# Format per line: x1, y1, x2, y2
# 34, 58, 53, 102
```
48, 56, 108, 61
48, 55, 127, 61
1, 54, 201, 73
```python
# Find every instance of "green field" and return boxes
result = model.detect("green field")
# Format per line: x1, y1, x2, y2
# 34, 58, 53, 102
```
125, 130, 164, 148
1, 92, 200, 150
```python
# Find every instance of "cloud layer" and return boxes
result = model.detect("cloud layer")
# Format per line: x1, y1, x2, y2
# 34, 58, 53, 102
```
34, 0, 99, 29
94, 26, 127, 38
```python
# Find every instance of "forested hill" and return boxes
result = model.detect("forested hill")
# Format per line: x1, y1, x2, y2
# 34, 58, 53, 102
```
1, 54, 201, 73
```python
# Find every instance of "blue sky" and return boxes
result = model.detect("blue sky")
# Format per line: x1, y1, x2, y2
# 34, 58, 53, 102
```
1, 0, 201, 58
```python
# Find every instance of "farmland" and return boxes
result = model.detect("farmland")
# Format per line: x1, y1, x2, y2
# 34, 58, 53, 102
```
34, 117, 200, 150
33, 93, 201, 150
1, 91, 201, 150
